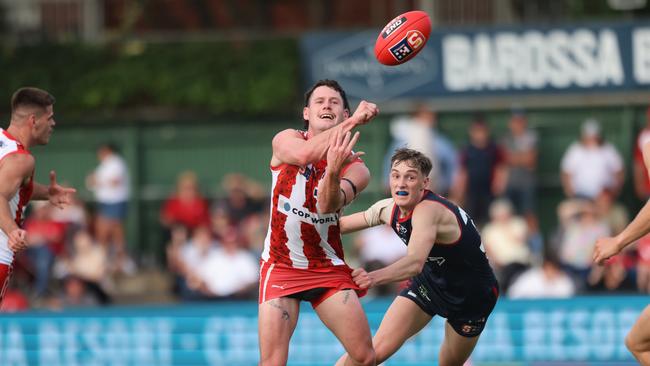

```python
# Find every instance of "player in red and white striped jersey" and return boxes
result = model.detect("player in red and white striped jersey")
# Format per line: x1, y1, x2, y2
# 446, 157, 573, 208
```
258, 80, 378, 366
0, 87, 76, 305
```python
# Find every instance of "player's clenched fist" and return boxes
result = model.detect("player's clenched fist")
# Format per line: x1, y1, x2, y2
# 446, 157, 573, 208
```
352, 100, 379, 124
8, 228, 27, 252
351, 267, 372, 289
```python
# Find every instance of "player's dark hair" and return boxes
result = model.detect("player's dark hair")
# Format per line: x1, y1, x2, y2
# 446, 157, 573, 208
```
11, 87, 55, 113
390, 148, 433, 177
303, 79, 350, 129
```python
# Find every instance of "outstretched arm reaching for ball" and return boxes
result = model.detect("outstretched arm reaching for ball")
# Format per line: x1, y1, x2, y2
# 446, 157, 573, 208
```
270, 101, 378, 167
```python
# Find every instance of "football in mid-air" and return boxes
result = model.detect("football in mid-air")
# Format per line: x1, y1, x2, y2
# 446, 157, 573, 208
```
374, 10, 432, 66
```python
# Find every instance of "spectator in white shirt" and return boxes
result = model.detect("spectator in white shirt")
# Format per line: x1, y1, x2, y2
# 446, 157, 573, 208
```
560, 119, 624, 200
508, 253, 576, 299
86, 143, 132, 274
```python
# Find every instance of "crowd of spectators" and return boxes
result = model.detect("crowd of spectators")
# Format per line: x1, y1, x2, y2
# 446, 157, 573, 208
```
4, 107, 650, 311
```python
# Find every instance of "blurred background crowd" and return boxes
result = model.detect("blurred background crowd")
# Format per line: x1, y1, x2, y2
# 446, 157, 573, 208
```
1, 0, 650, 311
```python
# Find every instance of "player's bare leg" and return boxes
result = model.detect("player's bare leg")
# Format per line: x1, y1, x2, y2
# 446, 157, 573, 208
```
258, 297, 300, 366
335, 296, 430, 366
626, 305, 650, 366
315, 289, 375, 366
438, 321, 481, 366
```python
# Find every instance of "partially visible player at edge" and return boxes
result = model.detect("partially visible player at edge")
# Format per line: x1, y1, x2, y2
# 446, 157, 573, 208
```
336, 148, 498, 366
258, 79, 378, 366
594, 134, 650, 366
0, 87, 76, 304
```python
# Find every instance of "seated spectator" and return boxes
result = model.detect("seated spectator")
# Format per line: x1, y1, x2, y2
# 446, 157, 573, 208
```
240, 211, 269, 254
61, 230, 111, 304
198, 226, 259, 299
161, 171, 210, 234
353, 225, 407, 296
167, 225, 220, 301
594, 189, 629, 236
507, 253, 576, 299
555, 199, 610, 289
481, 199, 531, 292
59, 275, 100, 308
212, 173, 266, 226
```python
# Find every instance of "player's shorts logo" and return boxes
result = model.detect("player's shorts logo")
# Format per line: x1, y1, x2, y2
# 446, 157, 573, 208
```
389, 30, 426, 62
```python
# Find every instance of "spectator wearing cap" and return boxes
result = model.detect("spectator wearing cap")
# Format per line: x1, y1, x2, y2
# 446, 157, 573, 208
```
560, 118, 624, 200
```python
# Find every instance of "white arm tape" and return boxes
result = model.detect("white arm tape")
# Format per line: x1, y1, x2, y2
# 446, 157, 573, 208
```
363, 198, 394, 227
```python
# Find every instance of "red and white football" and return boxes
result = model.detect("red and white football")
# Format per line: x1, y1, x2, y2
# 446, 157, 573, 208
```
374, 10, 432, 66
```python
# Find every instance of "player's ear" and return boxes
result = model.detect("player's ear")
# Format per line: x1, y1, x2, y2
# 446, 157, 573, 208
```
302, 106, 310, 122
343, 109, 350, 119
423, 176, 430, 190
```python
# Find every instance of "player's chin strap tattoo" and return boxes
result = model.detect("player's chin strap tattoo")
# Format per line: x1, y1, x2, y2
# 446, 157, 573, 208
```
269, 299, 290, 320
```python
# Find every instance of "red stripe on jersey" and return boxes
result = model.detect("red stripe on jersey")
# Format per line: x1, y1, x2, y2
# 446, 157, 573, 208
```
301, 222, 332, 268
268, 165, 298, 267
15, 173, 33, 226
328, 224, 345, 261
301, 159, 333, 269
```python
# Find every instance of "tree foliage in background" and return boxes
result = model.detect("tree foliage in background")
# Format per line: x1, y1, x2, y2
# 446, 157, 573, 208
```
0, 39, 299, 121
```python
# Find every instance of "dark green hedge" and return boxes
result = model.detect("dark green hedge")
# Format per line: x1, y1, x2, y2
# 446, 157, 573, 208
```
0, 39, 300, 120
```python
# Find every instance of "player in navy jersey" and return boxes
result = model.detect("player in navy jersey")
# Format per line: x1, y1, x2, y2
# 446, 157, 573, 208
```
336, 148, 498, 366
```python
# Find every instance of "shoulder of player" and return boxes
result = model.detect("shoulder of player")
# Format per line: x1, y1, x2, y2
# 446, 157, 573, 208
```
0, 152, 35, 175
412, 199, 447, 224
272, 128, 304, 144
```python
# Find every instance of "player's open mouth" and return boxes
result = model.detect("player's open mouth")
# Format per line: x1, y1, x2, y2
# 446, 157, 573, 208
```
319, 113, 335, 120
396, 191, 408, 196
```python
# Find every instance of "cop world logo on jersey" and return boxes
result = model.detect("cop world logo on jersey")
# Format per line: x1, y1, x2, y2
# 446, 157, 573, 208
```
277, 195, 339, 225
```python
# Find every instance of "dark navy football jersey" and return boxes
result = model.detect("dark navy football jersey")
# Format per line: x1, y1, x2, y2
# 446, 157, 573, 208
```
390, 190, 497, 315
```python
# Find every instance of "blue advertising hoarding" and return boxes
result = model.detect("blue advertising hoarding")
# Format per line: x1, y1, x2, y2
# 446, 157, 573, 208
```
0, 296, 645, 365
300, 22, 650, 103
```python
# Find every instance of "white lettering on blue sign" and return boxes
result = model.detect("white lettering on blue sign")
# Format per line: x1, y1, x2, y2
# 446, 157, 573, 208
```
633, 27, 650, 83
443, 29, 624, 91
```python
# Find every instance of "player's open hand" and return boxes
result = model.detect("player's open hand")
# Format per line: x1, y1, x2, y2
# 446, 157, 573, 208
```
352, 100, 378, 125
593, 236, 623, 265
351, 267, 372, 289
326, 129, 364, 175
48, 170, 77, 209
8, 228, 27, 252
